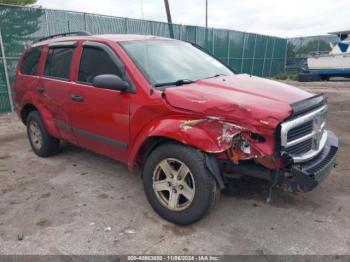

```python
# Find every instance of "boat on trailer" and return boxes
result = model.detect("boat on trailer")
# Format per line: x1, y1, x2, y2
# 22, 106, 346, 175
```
299, 30, 350, 81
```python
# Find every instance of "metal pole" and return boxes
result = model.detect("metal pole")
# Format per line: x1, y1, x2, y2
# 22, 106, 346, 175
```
240, 33, 247, 73
180, 24, 183, 40
269, 38, 276, 77
45, 9, 50, 36
150, 22, 154, 36
284, 39, 288, 72
250, 34, 257, 75
124, 18, 128, 34
0, 28, 14, 112
83, 13, 87, 31
227, 30, 230, 66
164, 0, 174, 38
205, 0, 208, 28
212, 28, 215, 54
262, 36, 268, 76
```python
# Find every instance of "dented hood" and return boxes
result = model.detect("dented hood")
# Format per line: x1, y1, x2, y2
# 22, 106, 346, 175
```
164, 74, 314, 129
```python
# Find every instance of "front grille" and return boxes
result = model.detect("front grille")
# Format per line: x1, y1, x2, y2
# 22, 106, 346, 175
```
285, 138, 312, 155
280, 105, 328, 163
287, 121, 313, 142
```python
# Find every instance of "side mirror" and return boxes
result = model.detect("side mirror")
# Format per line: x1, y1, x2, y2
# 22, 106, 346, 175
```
92, 74, 129, 92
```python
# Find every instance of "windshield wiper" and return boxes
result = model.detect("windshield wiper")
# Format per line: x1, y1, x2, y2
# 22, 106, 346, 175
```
201, 73, 227, 80
154, 79, 195, 88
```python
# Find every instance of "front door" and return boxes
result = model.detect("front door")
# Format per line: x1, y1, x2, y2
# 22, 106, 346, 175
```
69, 41, 130, 162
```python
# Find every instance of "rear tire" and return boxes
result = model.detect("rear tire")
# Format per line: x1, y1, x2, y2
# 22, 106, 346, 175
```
142, 143, 219, 225
26, 111, 60, 157
298, 73, 321, 82
321, 75, 330, 81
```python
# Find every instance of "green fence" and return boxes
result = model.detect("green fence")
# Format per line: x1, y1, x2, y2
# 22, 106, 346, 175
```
0, 3, 287, 113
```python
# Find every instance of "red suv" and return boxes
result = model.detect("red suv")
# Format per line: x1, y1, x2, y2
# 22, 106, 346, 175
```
13, 32, 338, 224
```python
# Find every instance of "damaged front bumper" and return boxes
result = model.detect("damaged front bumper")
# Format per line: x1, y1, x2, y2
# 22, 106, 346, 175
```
286, 130, 338, 192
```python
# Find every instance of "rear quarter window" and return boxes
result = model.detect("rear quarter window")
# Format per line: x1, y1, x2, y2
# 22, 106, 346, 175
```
20, 47, 42, 75
44, 47, 74, 80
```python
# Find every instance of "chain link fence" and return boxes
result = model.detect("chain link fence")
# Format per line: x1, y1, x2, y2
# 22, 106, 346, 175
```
0, 3, 287, 113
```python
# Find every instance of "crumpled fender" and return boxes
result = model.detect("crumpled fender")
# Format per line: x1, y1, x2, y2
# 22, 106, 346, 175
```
127, 117, 242, 171
20, 91, 60, 138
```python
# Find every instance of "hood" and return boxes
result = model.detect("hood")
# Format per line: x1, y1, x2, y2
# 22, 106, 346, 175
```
164, 74, 314, 130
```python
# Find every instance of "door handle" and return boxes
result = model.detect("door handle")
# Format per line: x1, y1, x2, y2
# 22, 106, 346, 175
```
36, 86, 45, 93
71, 94, 84, 102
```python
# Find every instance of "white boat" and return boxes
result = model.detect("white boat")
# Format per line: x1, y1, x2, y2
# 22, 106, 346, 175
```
305, 30, 350, 79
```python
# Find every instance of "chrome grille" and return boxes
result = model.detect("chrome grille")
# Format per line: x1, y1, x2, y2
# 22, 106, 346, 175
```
285, 138, 312, 155
287, 121, 313, 142
281, 105, 328, 163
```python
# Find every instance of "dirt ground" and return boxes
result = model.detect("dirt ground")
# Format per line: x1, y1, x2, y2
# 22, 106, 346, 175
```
0, 80, 349, 255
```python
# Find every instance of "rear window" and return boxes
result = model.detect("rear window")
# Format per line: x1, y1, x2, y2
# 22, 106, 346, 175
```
44, 47, 74, 80
20, 47, 42, 75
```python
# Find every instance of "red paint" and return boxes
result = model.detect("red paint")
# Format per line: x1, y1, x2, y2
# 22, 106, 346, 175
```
13, 35, 314, 172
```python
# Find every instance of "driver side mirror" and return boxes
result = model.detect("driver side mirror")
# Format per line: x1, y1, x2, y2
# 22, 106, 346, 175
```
92, 74, 129, 92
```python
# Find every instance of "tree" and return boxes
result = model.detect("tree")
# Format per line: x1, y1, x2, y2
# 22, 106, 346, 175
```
297, 40, 331, 55
286, 42, 296, 58
0, 0, 43, 54
0, 0, 42, 83
0, 0, 36, 5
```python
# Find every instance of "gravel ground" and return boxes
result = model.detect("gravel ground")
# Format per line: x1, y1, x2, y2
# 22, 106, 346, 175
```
0, 80, 349, 255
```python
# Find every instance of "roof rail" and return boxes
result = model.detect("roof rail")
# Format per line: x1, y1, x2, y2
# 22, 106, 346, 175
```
34, 31, 92, 43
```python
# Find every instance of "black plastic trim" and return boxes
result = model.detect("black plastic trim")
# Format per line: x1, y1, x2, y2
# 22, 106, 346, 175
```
54, 119, 128, 149
288, 130, 338, 192
205, 154, 226, 189
48, 41, 77, 48
289, 94, 326, 119
35, 31, 91, 43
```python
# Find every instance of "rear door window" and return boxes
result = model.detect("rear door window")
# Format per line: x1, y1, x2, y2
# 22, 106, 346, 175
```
20, 47, 42, 75
44, 47, 74, 80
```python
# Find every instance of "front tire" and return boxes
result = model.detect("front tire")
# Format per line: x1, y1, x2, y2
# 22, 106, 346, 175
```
143, 143, 218, 225
26, 111, 60, 157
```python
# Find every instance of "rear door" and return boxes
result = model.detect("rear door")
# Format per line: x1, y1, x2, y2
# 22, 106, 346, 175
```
14, 46, 42, 110
69, 41, 130, 162
39, 41, 78, 144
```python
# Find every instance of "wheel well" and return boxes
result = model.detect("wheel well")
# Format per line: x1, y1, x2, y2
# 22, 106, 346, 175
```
21, 104, 37, 125
135, 136, 179, 169
136, 136, 226, 189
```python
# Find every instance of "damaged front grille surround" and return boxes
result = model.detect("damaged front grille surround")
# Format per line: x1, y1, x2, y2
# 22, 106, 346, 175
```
280, 104, 328, 163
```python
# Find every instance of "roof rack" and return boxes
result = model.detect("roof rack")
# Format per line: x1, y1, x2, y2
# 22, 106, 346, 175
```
34, 31, 92, 43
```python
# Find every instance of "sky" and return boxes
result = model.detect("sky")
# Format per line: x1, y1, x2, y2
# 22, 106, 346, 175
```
35, 0, 350, 38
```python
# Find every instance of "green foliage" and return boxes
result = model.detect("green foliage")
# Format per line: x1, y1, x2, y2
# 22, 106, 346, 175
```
274, 72, 297, 81
297, 40, 331, 55
287, 40, 331, 58
0, 4, 43, 57
0, 0, 36, 5
287, 42, 296, 58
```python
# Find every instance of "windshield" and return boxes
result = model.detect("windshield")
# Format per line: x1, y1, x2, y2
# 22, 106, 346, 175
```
120, 40, 234, 87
